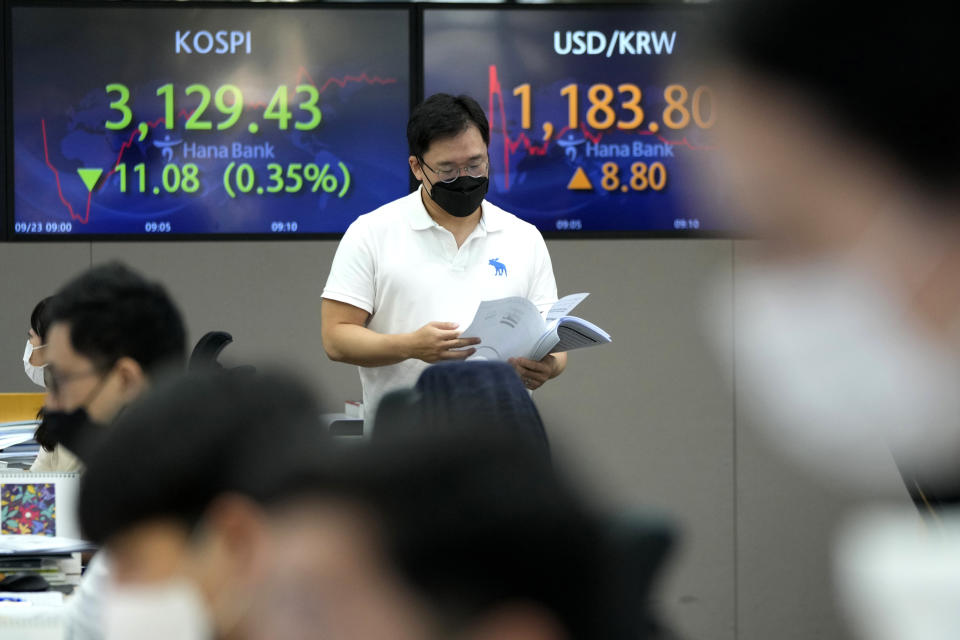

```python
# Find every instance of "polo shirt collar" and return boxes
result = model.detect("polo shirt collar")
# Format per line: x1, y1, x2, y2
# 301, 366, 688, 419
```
407, 187, 437, 230
479, 203, 505, 233
407, 186, 504, 233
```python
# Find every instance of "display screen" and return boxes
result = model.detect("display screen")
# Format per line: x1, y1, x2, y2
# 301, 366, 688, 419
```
1, 7, 5, 241
9, 4, 410, 237
424, 7, 720, 234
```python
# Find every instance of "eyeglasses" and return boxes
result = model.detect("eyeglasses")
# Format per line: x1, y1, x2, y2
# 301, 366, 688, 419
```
418, 156, 488, 184
47, 368, 103, 398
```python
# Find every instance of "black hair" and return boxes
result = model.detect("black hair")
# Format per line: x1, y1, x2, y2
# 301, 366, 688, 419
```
373, 361, 550, 456
47, 262, 186, 375
34, 407, 56, 452
294, 437, 606, 640
407, 93, 490, 158
716, 2, 959, 194
78, 370, 327, 545
30, 297, 54, 341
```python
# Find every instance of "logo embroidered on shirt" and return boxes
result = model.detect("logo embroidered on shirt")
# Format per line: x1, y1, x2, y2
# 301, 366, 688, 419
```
489, 258, 507, 276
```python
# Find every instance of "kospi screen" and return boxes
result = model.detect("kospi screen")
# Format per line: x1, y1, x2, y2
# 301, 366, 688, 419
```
9, 3, 410, 237
1, 7, 5, 242
423, 7, 720, 235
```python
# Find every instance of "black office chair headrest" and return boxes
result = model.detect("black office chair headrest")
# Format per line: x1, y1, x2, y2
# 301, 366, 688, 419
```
188, 331, 234, 371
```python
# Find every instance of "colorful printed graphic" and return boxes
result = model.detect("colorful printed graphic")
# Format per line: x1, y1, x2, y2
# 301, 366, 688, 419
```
1, 483, 57, 536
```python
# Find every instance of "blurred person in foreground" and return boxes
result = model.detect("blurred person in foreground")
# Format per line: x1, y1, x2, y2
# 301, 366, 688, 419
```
80, 374, 673, 640
42, 261, 187, 463
247, 438, 609, 640
78, 370, 327, 640
39, 261, 187, 640
704, 3, 960, 639
703, 2, 960, 499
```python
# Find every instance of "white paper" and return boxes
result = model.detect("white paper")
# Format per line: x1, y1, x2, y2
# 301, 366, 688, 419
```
0, 434, 35, 450
0, 592, 64, 607
545, 292, 590, 324
0, 535, 93, 555
459, 297, 546, 361
458, 293, 608, 362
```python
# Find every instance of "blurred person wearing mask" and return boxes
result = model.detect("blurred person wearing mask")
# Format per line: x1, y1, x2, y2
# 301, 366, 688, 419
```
702, 3, 960, 639
242, 436, 674, 640
38, 261, 186, 640
701, 2, 960, 500
77, 370, 329, 640
82, 417, 656, 640
23, 296, 53, 388
42, 261, 186, 461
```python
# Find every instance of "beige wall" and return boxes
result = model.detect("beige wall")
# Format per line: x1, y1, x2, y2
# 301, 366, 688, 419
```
0, 238, 910, 639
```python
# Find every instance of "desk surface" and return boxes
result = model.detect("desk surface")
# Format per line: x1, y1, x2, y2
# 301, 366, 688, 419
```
321, 413, 365, 438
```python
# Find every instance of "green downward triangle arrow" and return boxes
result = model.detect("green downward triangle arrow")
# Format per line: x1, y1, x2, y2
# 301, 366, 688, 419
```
77, 168, 103, 192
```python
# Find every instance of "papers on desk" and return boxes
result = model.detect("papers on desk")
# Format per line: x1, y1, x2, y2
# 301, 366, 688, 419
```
460, 293, 612, 362
0, 422, 38, 451
0, 590, 65, 640
0, 553, 83, 588
0, 421, 42, 430
0, 422, 40, 467
0, 433, 35, 450
0, 591, 64, 607
0, 535, 93, 556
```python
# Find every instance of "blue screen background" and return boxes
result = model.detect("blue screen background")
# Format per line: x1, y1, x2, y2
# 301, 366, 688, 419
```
11, 6, 410, 236
424, 8, 723, 234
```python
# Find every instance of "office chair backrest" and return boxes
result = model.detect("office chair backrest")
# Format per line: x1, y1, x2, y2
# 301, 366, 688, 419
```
372, 361, 550, 456
188, 331, 234, 371
599, 512, 678, 640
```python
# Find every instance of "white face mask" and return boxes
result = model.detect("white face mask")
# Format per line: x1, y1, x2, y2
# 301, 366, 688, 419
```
104, 579, 214, 640
707, 257, 960, 490
22, 340, 47, 388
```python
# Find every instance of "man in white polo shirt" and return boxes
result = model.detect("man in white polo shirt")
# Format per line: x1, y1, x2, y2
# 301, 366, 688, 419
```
321, 93, 567, 415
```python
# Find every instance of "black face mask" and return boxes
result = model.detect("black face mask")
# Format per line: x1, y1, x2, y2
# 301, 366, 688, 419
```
37, 407, 106, 464
38, 368, 112, 463
425, 175, 489, 218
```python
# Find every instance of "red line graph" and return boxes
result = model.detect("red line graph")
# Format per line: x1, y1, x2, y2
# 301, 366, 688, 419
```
42, 119, 93, 224
297, 68, 397, 94
248, 68, 397, 108
41, 67, 397, 224
487, 64, 714, 191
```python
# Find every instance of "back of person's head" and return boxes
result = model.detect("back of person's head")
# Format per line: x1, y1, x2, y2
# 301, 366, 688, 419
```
407, 93, 490, 158
47, 261, 186, 376
301, 436, 604, 640
77, 369, 328, 638
716, 1, 957, 195
79, 369, 326, 545
372, 361, 550, 455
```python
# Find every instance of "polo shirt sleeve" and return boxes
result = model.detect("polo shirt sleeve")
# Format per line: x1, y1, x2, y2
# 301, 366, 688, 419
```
528, 229, 559, 316
322, 218, 376, 315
